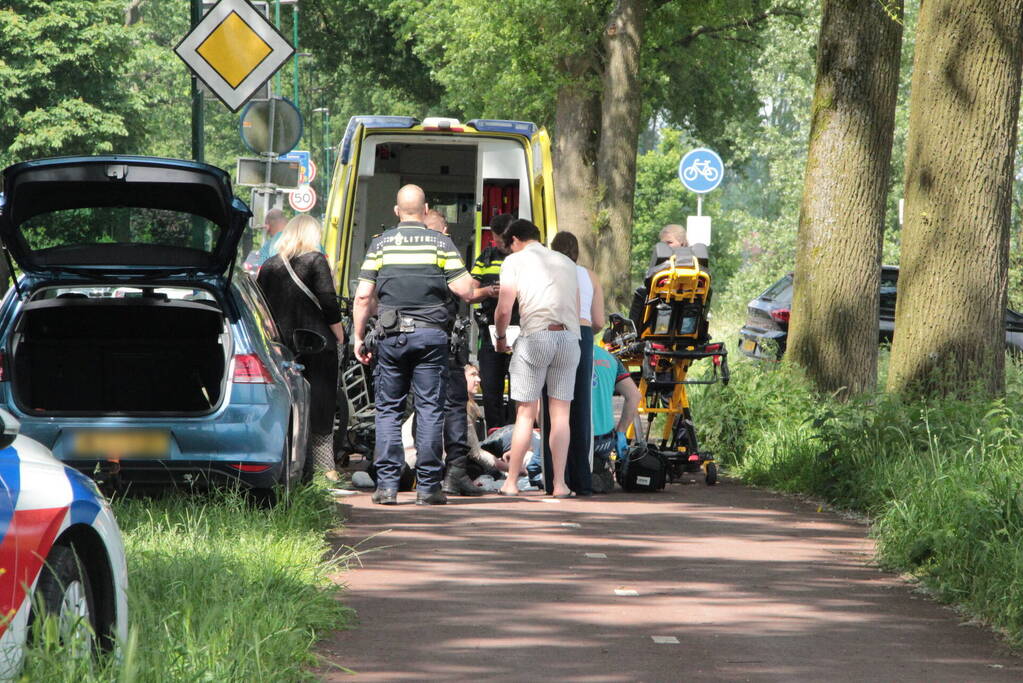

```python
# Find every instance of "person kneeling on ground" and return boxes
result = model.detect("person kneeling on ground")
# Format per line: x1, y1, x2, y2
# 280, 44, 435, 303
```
591, 345, 641, 493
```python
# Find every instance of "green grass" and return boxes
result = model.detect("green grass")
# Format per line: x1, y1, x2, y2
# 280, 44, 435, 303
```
692, 354, 1023, 647
19, 484, 351, 682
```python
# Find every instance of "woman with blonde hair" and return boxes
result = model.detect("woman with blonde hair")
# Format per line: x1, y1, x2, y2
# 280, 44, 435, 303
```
257, 214, 345, 482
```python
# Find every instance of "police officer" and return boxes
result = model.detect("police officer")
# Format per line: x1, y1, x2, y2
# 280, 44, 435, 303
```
423, 210, 485, 497
353, 185, 474, 505
469, 213, 517, 431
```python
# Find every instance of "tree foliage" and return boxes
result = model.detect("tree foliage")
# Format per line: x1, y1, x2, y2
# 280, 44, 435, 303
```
0, 0, 147, 167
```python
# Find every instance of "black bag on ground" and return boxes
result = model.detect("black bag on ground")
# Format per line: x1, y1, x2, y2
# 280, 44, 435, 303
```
592, 432, 616, 494
616, 443, 667, 492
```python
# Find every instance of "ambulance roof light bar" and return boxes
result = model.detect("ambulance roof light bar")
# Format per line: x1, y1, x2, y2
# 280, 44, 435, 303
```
338, 115, 420, 164
421, 117, 464, 132
467, 119, 538, 138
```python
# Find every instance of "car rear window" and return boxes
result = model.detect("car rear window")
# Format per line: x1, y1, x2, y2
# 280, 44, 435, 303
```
759, 274, 792, 301
20, 206, 222, 253
30, 285, 217, 303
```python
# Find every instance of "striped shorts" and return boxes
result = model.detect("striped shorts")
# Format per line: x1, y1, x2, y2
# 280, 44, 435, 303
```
509, 329, 581, 402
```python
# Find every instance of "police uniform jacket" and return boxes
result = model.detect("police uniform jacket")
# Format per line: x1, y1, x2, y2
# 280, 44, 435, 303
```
471, 245, 519, 327
358, 221, 467, 327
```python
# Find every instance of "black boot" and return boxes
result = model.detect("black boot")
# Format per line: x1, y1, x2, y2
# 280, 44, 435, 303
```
442, 464, 484, 497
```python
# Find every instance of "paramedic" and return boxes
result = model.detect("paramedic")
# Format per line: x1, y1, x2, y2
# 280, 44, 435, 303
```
469, 213, 516, 431
423, 209, 484, 497
494, 219, 580, 498
352, 185, 475, 506
591, 345, 641, 493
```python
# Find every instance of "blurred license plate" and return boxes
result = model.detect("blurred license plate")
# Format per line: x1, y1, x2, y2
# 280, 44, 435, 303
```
72, 430, 170, 459
742, 339, 757, 353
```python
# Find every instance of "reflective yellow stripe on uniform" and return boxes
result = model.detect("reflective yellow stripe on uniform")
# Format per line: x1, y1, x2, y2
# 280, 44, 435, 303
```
381, 252, 448, 266
471, 264, 502, 276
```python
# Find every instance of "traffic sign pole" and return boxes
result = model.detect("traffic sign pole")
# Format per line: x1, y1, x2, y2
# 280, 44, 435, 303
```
190, 0, 205, 249
679, 147, 724, 246
189, 0, 204, 165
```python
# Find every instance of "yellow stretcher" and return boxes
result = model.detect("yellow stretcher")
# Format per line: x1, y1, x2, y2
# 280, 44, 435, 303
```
603, 244, 729, 485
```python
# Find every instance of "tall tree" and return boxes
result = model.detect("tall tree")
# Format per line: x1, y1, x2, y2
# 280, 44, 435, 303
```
786, 0, 903, 396
887, 1, 1023, 396
591, 0, 647, 305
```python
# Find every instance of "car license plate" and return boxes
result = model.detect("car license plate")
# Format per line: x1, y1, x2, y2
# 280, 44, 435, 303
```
742, 339, 757, 353
72, 430, 170, 459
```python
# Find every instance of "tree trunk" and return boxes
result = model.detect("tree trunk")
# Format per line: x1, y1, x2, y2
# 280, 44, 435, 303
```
593, 0, 645, 312
552, 59, 601, 268
786, 0, 903, 397
887, 0, 1023, 397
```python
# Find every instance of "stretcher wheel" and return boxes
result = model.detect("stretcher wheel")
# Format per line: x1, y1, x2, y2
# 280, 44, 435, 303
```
705, 462, 718, 486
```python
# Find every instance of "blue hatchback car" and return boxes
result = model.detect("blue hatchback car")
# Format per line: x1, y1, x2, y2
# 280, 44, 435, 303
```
0, 156, 313, 496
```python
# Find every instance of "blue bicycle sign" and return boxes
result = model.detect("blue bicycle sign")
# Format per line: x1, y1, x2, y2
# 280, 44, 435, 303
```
679, 148, 724, 193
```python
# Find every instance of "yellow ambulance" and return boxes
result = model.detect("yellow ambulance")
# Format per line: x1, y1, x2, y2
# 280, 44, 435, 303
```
322, 116, 558, 296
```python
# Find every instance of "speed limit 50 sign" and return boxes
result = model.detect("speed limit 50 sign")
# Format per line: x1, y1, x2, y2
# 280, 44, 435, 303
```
289, 184, 316, 213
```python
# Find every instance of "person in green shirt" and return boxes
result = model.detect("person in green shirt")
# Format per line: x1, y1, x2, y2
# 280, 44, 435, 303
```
591, 345, 641, 493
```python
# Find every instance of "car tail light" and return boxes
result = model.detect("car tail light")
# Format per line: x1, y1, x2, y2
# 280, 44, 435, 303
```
770, 308, 791, 323
227, 463, 273, 473
0, 352, 7, 382
232, 354, 273, 384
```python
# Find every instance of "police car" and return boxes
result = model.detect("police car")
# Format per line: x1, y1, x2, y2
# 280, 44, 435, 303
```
0, 408, 127, 674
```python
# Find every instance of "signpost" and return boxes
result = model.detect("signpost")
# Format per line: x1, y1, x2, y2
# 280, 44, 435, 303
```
175, 0, 295, 113
679, 147, 724, 245
279, 150, 312, 184
289, 185, 316, 213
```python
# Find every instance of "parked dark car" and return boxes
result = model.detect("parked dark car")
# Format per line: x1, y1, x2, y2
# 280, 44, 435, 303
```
739, 266, 1023, 360
0, 156, 315, 498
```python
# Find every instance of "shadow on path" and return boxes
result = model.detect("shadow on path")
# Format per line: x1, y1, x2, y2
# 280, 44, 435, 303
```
316, 478, 1022, 682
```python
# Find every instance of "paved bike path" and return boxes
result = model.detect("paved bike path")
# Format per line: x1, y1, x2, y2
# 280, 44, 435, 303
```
317, 478, 1023, 681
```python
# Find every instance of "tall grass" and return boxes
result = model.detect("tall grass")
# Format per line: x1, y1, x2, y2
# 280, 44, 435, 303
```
19, 484, 350, 682
693, 353, 1023, 646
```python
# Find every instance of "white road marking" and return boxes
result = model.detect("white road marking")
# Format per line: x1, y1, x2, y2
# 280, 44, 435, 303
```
651, 636, 679, 644
585, 552, 607, 559
614, 589, 639, 597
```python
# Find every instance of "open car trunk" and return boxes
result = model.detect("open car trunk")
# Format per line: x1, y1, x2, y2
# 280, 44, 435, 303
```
11, 297, 229, 415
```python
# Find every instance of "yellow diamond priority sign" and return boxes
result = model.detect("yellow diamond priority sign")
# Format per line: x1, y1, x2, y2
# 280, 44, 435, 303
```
175, 0, 294, 112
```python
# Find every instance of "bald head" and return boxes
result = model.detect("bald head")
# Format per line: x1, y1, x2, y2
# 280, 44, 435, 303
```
424, 209, 448, 234
394, 184, 427, 223
265, 208, 287, 236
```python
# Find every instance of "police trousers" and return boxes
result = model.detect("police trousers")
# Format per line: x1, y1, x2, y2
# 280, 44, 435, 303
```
443, 357, 470, 470
373, 328, 449, 492
478, 335, 512, 430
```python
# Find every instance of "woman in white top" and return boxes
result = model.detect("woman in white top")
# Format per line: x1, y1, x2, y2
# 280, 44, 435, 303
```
550, 232, 605, 495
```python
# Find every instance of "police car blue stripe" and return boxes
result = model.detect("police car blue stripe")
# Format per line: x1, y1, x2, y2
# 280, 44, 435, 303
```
64, 468, 101, 526
0, 447, 17, 539
0, 447, 20, 510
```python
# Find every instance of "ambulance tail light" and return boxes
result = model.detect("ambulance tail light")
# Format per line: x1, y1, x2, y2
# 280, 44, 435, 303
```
232, 354, 273, 384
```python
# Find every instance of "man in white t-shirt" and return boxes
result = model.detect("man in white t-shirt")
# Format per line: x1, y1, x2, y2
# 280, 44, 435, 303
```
493, 219, 580, 497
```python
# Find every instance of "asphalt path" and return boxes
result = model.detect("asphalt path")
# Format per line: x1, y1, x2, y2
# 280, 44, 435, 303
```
317, 476, 1023, 681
